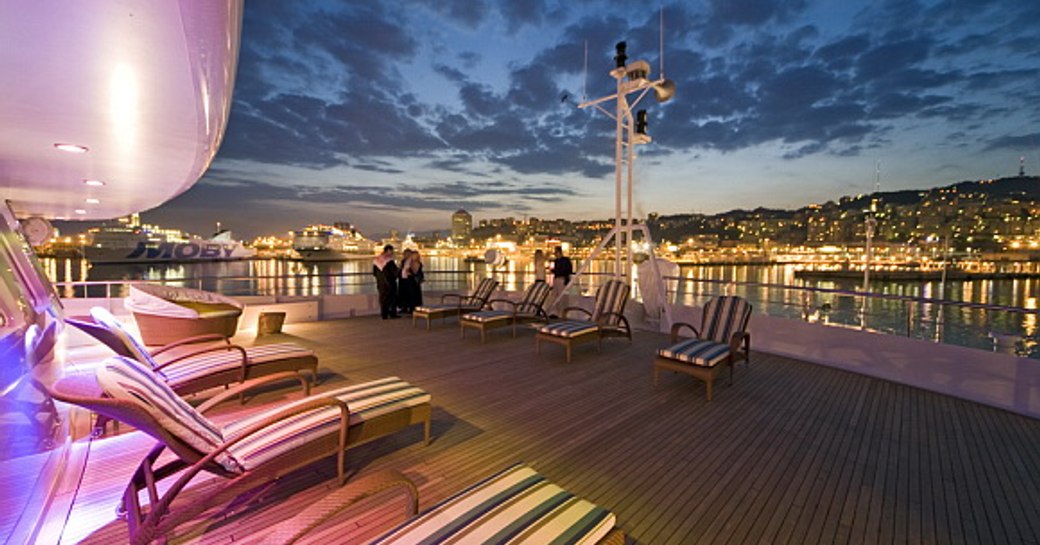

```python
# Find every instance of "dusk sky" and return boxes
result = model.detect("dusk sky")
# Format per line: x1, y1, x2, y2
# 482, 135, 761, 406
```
142, 0, 1039, 239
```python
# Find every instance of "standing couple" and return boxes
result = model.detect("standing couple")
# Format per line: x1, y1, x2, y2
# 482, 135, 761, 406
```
372, 245, 424, 319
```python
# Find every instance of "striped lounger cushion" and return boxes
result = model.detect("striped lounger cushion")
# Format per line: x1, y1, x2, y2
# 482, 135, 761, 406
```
158, 343, 315, 388
416, 304, 461, 313
463, 310, 513, 323
96, 355, 241, 472
223, 376, 430, 470
97, 354, 429, 473
538, 321, 599, 338
658, 339, 731, 368
372, 463, 616, 545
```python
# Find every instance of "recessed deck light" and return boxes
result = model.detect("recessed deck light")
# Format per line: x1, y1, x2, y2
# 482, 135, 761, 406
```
83, 179, 105, 186
54, 143, 89, 154
74, 209, 87, 215
85, 198, 101, 204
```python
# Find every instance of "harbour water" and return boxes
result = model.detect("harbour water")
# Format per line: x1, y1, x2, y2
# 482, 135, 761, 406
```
42, 256, 1039, 357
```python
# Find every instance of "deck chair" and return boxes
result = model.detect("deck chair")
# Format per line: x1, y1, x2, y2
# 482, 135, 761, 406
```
412, 277, 498, 330
261, 463, 624, 545
68, 307, 319, 397
460, 280, 551, 342
653, 295, 752, 400
535, 279, 631, 362
45, 355, 432, 545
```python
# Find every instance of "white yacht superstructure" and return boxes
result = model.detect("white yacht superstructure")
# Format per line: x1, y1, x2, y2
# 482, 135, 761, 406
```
0, 2, 244, 543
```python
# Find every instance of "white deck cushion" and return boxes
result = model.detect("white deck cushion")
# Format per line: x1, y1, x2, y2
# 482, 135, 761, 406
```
223, 376, 430, 470
371, 463, 615, 545
159, 343, 314, 387
538, 321, 599, 338
462, 310, 513, 323
658, 339, 731, 368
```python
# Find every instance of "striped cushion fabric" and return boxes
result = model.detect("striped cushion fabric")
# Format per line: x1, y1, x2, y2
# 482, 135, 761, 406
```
223, 377, 430, 470
95, 356, 241, 472
538, 321, 599, 338
90, 307, 157, 368
517, 281, 551, 314
701, 296, 752, 344
658, 339, 732, 368
590, 280, 629, 326
472, 278, 498, 305
371, 463, 615, 545
416, 303, 464, 314
463, 310, 513, 323
159, 343, 314, 388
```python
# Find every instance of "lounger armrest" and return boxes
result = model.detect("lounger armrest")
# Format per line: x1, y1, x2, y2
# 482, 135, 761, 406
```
153, 344, 249, 382
484, 298, 519, 312
440, 293, 465, 304
259, 469, 419, 545
520, 304, 549, 320
562, 306, 592, 320
729, 331, 751, 353
599, 312, 631, 335
149, 334, 230, 357
670, 322, 700, 343
153, 397, 352, 528
196, 371, 310, 413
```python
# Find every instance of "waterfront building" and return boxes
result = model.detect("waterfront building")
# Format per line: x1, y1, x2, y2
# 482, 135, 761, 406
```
451, 208, 472, 245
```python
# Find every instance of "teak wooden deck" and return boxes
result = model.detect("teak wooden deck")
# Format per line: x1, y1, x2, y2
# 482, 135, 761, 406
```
60, 316, 1040, 544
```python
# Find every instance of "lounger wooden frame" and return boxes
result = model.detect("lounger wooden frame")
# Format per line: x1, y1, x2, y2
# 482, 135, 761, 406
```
459, 294, 550, 342
45, 372, 431, 545
412, 279, 498, 330
653, 321, 751, 401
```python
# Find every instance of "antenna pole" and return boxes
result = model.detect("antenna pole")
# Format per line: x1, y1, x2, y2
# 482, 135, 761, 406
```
583, 40, 588, 101
659, 8, 665, 77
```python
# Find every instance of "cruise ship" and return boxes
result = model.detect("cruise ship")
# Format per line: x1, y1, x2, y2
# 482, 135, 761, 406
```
291, 223, 378, 261
2, 2, 1039, 545
84, 214, 255, 264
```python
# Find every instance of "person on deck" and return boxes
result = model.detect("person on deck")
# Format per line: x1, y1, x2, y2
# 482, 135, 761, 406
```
400, 249, 424, 313
373, 244, 400, 319
548, 245, 573, 317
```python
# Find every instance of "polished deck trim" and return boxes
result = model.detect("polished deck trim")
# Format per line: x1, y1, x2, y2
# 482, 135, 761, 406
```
61, 317, 1040, 544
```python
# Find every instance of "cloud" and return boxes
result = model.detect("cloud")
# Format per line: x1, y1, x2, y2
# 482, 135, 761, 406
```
985, 133, 1040, 152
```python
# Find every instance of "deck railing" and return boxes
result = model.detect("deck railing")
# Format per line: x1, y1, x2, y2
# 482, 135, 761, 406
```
53, 269, 1039, 356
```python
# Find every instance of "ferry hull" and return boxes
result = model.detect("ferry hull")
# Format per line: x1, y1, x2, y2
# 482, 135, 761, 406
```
84, 241, 255, 264
292, 249, 371, 262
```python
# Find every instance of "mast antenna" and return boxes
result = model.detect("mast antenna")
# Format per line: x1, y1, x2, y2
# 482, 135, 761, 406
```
659, 8, 665, 78
583, 40, 588, 101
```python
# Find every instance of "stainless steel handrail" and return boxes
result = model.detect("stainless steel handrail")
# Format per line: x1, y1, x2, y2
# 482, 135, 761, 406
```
665, 276, 1040, 315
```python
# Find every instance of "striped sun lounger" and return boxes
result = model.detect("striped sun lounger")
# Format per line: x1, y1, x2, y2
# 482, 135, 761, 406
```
654, 295, 753, 400
45, 354, 432, 544
371, 463, 623, 544
535, 279, 631, 362
261, 463, 625, 545
70, 307, 319, 397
